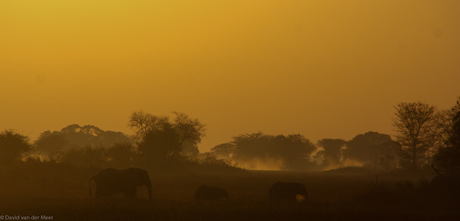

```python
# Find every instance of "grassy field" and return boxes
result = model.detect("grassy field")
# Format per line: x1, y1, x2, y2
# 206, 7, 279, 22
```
1, 169, 459, 221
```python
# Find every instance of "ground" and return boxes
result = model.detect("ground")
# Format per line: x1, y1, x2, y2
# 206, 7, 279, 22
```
1, 170, 459, 221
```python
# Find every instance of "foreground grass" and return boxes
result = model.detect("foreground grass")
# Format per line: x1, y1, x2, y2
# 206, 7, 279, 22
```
1, 170, 459, 221
1, 196, 457, 221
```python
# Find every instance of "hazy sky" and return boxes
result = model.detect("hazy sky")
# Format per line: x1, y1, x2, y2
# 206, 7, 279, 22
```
1, 1, 459, 152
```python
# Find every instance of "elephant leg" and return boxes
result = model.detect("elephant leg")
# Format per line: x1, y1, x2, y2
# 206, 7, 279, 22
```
95, 187, 102, 198
95, 183, 111, 198
124, 186, 137, 199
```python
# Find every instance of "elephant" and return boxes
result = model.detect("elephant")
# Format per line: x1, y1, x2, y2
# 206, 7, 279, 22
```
268, 182, 308, 203
89, 168, 152, 200
195, 185, 229, 200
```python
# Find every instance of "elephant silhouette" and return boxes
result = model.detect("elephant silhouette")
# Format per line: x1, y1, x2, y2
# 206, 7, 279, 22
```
268, 182, 308, 203
89, 168, 152, 199
195, 185, 229, 200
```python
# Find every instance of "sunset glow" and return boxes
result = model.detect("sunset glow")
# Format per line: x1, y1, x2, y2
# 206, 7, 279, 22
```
1, 0, 459, 151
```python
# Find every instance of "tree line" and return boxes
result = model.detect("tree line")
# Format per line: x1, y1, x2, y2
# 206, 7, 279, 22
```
209, 97, 459, 173
0, 98, 459, 175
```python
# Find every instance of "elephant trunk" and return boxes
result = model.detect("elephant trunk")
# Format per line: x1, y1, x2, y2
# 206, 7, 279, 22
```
145, 176, 153, 200
147, 187, 152, 200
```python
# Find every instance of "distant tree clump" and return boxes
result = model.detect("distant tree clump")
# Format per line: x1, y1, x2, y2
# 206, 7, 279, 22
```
55, 142, 136, 169
316, 139, 346, 168
34, 131, 68, 157
0, 130, 32, 166
210, 132, 316, 170
210, 143, 234, 159
343, 131, 399, 169
33, 125, 132, 169
34, 124, 131, 155
392, 102, 438, 170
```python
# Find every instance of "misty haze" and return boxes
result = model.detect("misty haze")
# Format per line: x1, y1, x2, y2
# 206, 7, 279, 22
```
1, 0, 460, 220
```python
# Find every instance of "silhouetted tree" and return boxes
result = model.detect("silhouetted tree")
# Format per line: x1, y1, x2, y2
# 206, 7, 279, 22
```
0, 130, 32, 166
231, 132, 267, 163
272, 134, 316, 170
100, 130, 133, 147
35, 124, 130, 153
220, 132, 316, 170
128, 110, 169, 142
129, 110, 206, 157
316, 139, 346, 167
393, 102, 437, 170
452, 98, 460, 149
432, 108, 457, 148
433, 97, 460, 175
60, 124, 130, 148
137, 124, 182, 168
34, 131, 68, 155
60, 124, 97, 147
375, 141, 400, 170
343, 132, 397, 165
172, 111, 206, 156
210, 143, 234, 159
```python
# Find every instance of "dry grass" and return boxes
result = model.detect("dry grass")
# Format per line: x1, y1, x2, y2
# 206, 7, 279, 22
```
1, 168, 459, 221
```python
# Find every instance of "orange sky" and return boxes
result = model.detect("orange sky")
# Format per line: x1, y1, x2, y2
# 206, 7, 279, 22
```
1, 0, 459, 152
